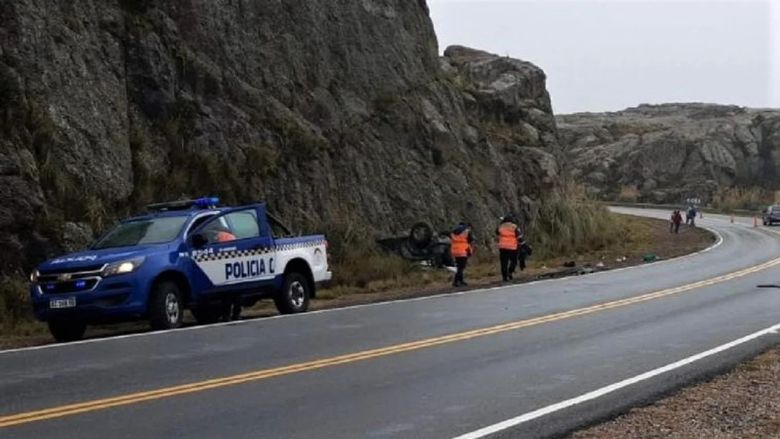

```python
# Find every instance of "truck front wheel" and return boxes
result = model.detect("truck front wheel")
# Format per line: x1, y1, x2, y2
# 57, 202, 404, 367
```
274, 273, 311, 314
48, 319, 87, 342
149, 280, 184, 330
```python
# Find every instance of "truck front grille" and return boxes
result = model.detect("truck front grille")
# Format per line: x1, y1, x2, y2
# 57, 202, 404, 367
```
37, 266, 104, 294
39, 264, 105, 275
40, 279, 100, 294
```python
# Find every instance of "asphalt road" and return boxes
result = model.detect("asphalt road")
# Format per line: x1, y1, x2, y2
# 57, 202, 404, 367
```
2, 208, 780, 439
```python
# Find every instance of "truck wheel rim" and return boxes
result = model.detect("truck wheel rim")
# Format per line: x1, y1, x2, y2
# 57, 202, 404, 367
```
165, 292, 180, 323
289, 281, 305, 308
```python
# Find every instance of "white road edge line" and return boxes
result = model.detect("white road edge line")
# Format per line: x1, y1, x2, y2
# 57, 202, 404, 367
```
452, 321, 780, 439
0, 211, 735, 356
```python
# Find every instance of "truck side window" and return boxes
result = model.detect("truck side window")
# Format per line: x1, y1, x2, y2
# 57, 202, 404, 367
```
187, 214, 216, 237
194, 209, 261, 245
199, 217, 235, 243
227, 211, 260, 239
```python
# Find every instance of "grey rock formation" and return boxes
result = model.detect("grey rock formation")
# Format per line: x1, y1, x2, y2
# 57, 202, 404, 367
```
61, 222, 95, 254
557, 104, 780, 203
0, 1, 561, 272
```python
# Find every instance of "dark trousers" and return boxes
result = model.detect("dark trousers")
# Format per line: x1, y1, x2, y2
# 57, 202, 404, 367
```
673, 222, 681, 233
499, 249, 518, 280
454, 257, 468, 286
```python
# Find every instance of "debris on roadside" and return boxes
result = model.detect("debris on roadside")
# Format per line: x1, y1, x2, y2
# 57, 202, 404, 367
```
578, 266, 595, 275
535, 263, 608, 280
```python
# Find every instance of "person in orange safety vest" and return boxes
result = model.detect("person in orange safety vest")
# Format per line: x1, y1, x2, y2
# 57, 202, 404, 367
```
216, 230, 236, 243
496, 215, 524, 282
450, 222, 474, 287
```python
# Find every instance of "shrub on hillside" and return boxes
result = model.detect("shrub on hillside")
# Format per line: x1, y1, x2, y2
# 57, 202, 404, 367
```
0, 276, 33, 331
529, 184, 628, 260
711, 187, 772, 212
617, 185, 640, 203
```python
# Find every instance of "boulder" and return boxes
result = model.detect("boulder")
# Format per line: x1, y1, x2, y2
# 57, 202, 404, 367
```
557, 103, 780, 203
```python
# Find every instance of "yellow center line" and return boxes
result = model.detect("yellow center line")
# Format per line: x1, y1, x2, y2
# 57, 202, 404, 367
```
2, 256, 779, 428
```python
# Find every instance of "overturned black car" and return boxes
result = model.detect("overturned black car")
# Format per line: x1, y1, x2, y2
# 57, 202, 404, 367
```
377, 223, 455, 268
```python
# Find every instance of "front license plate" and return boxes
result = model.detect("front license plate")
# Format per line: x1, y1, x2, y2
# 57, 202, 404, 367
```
50, 297, 77, 309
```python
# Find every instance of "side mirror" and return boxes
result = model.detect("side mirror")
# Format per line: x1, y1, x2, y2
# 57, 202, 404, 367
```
191, 233, 208, 249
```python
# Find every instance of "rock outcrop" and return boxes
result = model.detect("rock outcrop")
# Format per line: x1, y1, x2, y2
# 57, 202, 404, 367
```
0, 1, 561, 272
557, 104, 780, 203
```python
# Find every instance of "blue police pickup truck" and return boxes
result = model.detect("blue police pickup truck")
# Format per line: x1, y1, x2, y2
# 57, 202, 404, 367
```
29, 198, 332, 342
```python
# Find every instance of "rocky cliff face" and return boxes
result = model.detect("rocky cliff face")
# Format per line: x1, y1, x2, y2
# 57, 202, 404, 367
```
0, 1, 561, 273
557, 104, 780, 203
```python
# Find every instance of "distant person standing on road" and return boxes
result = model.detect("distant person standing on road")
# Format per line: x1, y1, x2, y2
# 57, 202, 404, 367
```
450, 222, 474, 287
496, 215, 523, 282
686, 206, 697, 226
671, 210, 683, 234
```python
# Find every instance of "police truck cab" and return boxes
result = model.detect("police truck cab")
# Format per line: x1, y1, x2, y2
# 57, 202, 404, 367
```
29, 198, 332, 342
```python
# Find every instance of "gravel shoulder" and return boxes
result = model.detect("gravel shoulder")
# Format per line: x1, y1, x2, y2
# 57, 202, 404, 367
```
571, 348, 780, 439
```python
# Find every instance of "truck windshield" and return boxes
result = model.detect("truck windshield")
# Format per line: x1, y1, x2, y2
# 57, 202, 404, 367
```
772, 207, 780, 212
92, 216, 189, 250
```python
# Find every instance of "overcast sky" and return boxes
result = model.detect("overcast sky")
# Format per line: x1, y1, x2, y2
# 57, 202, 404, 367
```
428, 0, 779, 114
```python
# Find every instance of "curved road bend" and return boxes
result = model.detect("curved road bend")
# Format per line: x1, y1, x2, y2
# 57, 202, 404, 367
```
1, 208, 780, 438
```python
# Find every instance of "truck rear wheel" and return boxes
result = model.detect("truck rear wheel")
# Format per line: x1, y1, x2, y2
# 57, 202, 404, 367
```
48, 319, 87, 342
149, 280, 184, 330
274, 272, 310, 314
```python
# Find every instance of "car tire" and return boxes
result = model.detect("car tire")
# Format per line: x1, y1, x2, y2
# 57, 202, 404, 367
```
191, 304, 222, 325
149, 280, 184, 330
409, 222, 433, 249
48, 319, 87, 343
274, 272, 311, 314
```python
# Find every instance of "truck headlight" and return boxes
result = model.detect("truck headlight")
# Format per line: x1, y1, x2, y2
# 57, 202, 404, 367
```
30, 270, 39, 283
102, 257, 146, 277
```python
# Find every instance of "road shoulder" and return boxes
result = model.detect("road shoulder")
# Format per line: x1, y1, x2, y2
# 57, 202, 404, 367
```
571, 347, 780, 438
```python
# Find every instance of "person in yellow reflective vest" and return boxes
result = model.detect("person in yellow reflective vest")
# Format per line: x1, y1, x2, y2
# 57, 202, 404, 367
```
496, 215, 524, 282
450, 222, 474, 287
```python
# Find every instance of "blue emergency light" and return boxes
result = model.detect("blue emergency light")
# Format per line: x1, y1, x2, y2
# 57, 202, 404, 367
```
146, 196, 220, 211
194, 197, 220, 208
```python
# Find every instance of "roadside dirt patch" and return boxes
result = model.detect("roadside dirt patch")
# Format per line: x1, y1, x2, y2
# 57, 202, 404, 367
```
311, 216, 714, 310
571, 348, 780, 439
0, 215, 715, 349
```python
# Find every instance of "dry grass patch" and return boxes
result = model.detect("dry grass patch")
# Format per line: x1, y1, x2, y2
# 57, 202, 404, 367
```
618, 185, 641, 203
711, 187, 773, 212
